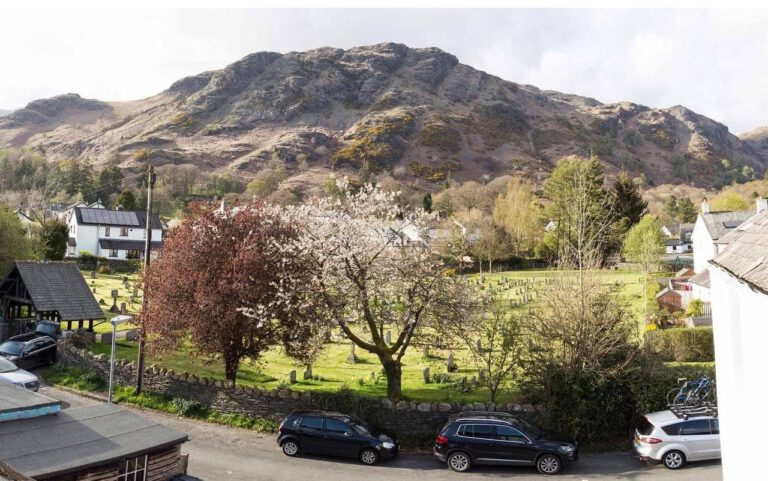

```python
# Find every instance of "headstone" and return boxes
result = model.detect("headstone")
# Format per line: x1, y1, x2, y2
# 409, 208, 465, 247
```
111, 289, 118, 299
303, 366, 313, 380
122, 276, 129, 284
422, 368, 430, 384
346, 344, 357, 364
435, 336, 442, 348
92, 287, 97, 294
289, 370, 297, 384
99, 332, 113, 344
90, 271, 96, 279
423, 346, 430, 358
385, 331, 391, 345
125, 329, 139, 341
447, 352, 456, 372
120, 303, 127, 315
133, 287, 139, 298
476, 339, 482, 352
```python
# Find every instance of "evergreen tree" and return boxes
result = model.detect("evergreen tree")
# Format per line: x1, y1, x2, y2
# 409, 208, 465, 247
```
0, 206, 35, 273
676, 197, 697, 223
422, 193, 433, 213
611, 172, 647, 228
95, 163, 123, 204
37, 221, 69, 261
663, 196, 679, 223
116, 189, 139, 211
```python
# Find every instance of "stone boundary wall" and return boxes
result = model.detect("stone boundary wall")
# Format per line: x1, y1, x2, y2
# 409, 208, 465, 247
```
57, 341, 543, 439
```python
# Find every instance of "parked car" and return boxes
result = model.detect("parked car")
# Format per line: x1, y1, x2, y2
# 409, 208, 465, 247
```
634, 410, 720, 469
0, 357, 40, 391
0, 335, 57, 370
8, 320, 61, 343
276, 410, 399, 465
433, 412, 578, 474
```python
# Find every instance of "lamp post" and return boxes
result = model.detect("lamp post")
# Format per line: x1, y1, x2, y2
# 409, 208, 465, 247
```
108, 315, 132, 403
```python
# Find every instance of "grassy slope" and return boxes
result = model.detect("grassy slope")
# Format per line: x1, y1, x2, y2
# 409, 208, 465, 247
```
81, 269, 650, 402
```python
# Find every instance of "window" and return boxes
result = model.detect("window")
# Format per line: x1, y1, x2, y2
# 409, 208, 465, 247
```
495, 425, 527, 442
300, 417, 323, 431
120, 227, 128, 237
460, 424, 495, 439
662, 422, 684, 436
109, 249, 119, 258
679, 419, 711, 436
118, 455, 146, 481
105, 227, 111, 237
126, 249, 140, 260
324, 419, 351, 434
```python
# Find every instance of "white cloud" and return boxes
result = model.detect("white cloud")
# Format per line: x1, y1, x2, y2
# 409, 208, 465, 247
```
0, 8, 766, 132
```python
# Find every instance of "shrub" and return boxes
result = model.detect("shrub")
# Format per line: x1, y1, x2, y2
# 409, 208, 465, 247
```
171, 398, 203, 417
98, 265, 112, 274
645, 327, 715, 362
631, 362, 716, 416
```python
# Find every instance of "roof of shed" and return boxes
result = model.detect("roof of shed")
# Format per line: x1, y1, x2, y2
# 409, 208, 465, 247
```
711, 209, 768, 294
688, 268, 711, 288
3, 262, 105, 321
0, 403, 188, 479
74, 207, 163, 229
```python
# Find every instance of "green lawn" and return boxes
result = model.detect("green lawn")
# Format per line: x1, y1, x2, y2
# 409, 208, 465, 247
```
76, 270, 142, 333
80, 268, 651, 402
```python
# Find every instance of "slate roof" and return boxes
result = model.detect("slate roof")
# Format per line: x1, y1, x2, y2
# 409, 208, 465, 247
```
3, 262, 105, 321
700, 210, 754, 242
99, 239, 163, 251
0, 403, 188, 479
74, 207, 163, 229
688, 268, 710, 289
711, 209, 768, 294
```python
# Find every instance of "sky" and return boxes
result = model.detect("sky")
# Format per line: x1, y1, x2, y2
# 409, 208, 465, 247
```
1, 8, 768, 133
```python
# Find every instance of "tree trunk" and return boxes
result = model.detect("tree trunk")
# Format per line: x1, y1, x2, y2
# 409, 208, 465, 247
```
381, 358, 403, 400
224, 357, 239, 384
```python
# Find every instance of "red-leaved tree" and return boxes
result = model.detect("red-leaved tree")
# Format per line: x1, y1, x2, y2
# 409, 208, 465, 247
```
141, 202, 317, 383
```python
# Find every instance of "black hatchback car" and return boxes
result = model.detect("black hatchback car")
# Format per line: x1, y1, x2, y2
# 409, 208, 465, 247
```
277, 410, 399, 465
433, 412, 578, 474
0, 335, 57, 370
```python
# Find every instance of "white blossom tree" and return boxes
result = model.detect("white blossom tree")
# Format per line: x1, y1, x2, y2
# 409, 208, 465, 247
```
276, 179, 485, 399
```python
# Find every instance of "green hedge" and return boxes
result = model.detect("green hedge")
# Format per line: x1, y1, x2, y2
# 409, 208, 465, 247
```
645, 327, 715, 362
631, 363, 717, 416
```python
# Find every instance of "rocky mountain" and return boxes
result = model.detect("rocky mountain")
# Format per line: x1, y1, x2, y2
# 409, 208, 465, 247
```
740, 126, 768, 160
0, 43, 765, 193
0, 109, 12, 117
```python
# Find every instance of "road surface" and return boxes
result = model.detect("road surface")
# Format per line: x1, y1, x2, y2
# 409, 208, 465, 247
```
40, 386, 723, 481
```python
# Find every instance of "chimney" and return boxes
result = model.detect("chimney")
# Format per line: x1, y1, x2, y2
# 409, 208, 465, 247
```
701, 198, 710, 214
757, 197, 768, 214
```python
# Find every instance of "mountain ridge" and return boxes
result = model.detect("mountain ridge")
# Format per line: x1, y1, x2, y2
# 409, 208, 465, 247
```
0, 42, 764, 193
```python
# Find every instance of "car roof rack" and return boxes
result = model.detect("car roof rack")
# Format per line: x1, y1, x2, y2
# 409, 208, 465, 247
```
668, 402, 718, 420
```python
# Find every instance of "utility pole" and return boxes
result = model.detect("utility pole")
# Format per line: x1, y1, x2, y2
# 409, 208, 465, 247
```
136, 165, 155, 394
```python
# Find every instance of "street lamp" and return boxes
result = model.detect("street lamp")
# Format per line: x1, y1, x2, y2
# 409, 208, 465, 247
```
108, 315, 132, 403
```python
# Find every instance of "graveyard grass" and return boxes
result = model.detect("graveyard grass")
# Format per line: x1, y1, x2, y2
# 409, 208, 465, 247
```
79, 269, 651, 403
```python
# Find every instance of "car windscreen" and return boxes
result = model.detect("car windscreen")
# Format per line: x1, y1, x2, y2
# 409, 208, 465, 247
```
0, 341, 24, 356
346, 418, 370, 436
36, 323, 58, 336
0, 357, 18, 373
514, 419, 543, 440
636, 416, 655, 436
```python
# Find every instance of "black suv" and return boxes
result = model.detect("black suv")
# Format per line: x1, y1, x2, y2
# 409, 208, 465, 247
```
433, 412, 578, 474
0, 335, 57, 370
277, 410, 399, 465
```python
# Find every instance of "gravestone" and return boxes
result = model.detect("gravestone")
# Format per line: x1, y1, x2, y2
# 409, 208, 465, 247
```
120, 303, 127, 315
125, 330, 139, 341
422, 368, 430, 384
423, 346, 430, 358
122, 276, 129, 284
109, 289, 119, 313
92, 287, 96, 294
476, 339, 482, 352
133, 287, 139, 298
346, 344, 357, 364
447, 352, 457, 372
303, 366, 313, 380
90, 271, 96, 279
289, 370, 297, 384
385, 331, 391, 345
435, 336, 442, 348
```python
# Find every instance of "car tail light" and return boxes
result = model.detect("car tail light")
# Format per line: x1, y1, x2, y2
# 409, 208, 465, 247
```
436, 435, 448, 445
638, 436, 662, 444
278, 421, 285, 434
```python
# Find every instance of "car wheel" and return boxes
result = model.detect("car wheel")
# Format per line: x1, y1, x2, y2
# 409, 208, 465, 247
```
536, 454, 562, 475
447, 451, 472, 472
360, 448, 379, 465
281, 440, 300, 457
663, 450, 685, 470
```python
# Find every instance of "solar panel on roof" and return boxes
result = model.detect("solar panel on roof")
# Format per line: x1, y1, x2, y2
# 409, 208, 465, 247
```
723, 220, 743, 229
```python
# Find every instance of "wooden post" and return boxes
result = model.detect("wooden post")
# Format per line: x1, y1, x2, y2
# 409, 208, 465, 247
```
136, 165, 156, 394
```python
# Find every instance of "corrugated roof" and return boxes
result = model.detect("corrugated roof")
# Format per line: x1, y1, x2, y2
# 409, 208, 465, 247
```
4, 262, 105, 321
74, 207, 163, 229
700, 210, 754, 241
0, 403, 188, 479
711, 209, 768, 293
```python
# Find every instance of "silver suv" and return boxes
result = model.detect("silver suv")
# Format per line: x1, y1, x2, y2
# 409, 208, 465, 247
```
633, 410, 720, 469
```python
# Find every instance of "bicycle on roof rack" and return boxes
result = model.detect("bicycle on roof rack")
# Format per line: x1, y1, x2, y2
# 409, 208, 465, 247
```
666, 375, 716, 410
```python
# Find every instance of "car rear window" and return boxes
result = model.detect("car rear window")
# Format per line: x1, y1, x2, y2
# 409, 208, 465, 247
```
636, 417, 655, 436
679, 419, 711, 436
300, 416, 323, 430
662, 422, 683, 436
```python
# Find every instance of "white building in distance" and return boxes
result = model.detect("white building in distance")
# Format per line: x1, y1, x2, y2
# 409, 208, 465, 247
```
66, 207, 163, 260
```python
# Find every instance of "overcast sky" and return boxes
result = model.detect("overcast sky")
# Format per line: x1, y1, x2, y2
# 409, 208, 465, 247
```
1, 8, 767, 133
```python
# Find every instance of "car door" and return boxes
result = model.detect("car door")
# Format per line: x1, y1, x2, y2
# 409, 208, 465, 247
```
18, 341, 40, 370
323, 418, 361, 458
678, 419, 712, 460
461, 424, 497, 462
702, 418, 722, 460
297, 416, 326, 454
494, 425, 534, 464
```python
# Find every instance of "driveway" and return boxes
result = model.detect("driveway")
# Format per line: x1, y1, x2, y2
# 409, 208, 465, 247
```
40, 386, 722, 481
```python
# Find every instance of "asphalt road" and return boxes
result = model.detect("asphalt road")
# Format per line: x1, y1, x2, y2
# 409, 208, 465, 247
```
40, 386, 723, 481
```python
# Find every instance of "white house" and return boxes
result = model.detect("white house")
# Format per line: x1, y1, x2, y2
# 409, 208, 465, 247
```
708, 207, 768, 481
66, 207, 163, 260
691, 199, 755, 274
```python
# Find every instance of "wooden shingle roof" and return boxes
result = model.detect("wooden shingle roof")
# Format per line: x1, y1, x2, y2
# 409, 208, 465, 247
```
4, 262, 105, 321
711, 209, 768, 294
